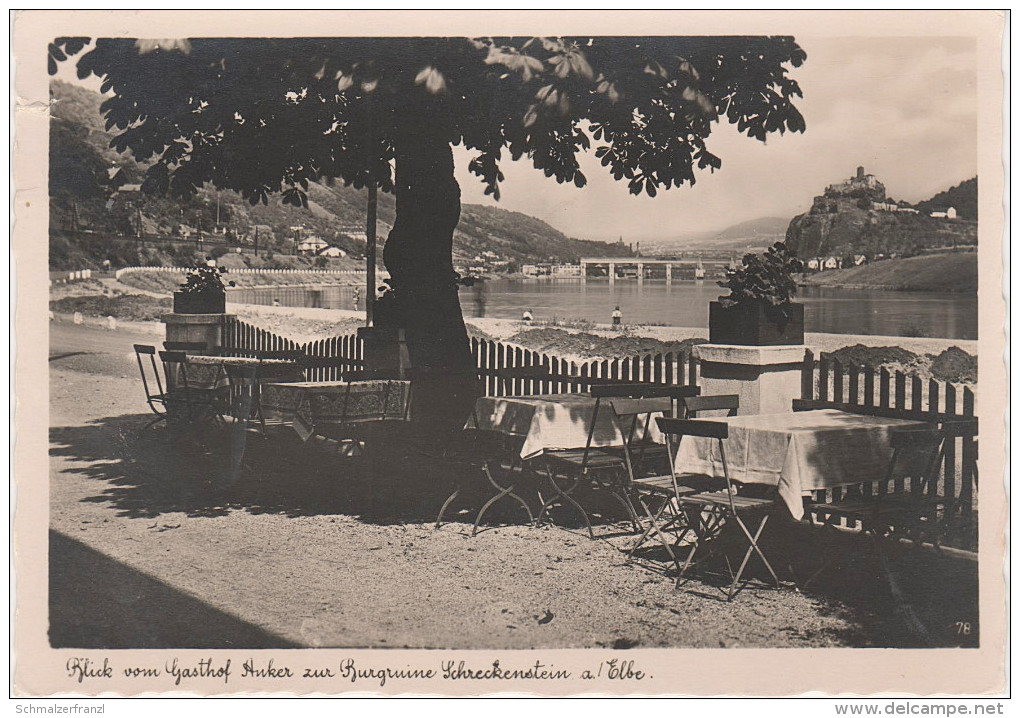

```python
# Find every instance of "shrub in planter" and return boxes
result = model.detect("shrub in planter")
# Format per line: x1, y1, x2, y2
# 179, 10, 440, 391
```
173, 263, 234, 314
711, 241, 805, 346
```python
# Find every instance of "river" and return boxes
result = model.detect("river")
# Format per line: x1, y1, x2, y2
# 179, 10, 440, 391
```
227, 279, 977, 340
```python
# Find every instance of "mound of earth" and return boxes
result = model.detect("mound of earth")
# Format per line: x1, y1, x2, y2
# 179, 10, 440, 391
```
929, 346, 977, 383
822, 344, 920, 370
508, 328, 707, 359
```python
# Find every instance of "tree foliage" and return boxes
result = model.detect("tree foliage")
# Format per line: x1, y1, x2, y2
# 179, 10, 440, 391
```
59, 36, 806, 206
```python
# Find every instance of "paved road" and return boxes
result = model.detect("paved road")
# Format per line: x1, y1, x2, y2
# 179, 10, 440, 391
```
49, 319, 164, 378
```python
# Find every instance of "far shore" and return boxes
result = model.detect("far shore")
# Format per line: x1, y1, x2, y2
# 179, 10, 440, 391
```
224, 301, 977, 360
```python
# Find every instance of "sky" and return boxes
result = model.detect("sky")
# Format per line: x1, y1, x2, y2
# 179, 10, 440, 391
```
56, 35, 978, 244
453, 36, 978, 242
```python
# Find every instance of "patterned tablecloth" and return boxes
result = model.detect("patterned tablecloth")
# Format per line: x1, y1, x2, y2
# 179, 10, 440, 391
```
261, 380, 412, 440
183, 355, 302, 390
464, 393, 667, 461
672, 409, 933, 520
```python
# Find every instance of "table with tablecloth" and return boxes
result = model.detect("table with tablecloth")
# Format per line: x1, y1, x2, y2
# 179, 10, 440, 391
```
672, 409, 933, 520
464, 393, 667, 460
184, 355, 302, 390
261, 380, 412, 440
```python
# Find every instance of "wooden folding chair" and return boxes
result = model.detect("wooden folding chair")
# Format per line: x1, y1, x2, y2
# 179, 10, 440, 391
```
133, 344, 170, 431
809, 425, 952, 549
539, 384, 697, 538
627, 394, 736, 565
657, 417, 781, 600
801, 426, 948, 588
159, 351, 228, 428
682, 394, 739, 418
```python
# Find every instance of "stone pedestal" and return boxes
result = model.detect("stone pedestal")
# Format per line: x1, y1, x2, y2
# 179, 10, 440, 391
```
694, 344, 807, 415
357, 327, 410, 379
161, 313, 233, 353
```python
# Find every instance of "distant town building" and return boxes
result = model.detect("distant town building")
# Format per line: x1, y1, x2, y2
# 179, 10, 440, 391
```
337, 226, 369, 243
319, 246, 346, 258
929, 207, 957, 219
806, 258, 820, 271
853, 254, 868, 266
823, 256, 840, 270
296, 236, 329, 254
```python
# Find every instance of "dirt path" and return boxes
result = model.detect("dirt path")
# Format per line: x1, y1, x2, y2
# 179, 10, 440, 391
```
45, 323, 977, 649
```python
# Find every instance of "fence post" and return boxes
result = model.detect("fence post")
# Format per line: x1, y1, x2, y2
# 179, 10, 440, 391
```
801, 349, 814, 400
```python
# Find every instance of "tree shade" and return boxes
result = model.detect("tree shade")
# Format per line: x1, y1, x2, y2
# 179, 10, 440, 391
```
55, 35, 807, 430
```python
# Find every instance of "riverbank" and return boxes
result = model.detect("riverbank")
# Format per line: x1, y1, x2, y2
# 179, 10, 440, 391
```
799, 251, 977, 293
48, 280, 978, 385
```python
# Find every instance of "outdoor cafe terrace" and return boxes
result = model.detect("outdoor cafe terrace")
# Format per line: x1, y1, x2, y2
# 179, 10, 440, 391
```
50, 314, 979, 650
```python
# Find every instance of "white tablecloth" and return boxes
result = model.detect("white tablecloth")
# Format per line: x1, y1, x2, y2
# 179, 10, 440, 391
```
673, 409, 933, 519
465, 393, 667, 461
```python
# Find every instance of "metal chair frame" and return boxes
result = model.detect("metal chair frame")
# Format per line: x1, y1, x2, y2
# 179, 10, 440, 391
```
158, 350, 229, 429
133, 344, 170, 431
538, 384, 700, 539
656, 417, 782, 601
626, 394, 738, 565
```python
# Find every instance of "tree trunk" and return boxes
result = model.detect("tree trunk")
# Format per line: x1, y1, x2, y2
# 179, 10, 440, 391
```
378, 124, 479, 433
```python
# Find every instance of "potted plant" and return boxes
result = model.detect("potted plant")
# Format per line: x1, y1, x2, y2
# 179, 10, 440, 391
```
173, 263, 234, 314
710, 241, 805, 346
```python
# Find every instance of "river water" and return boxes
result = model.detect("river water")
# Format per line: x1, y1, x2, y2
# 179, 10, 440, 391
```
227, 279, 977, 340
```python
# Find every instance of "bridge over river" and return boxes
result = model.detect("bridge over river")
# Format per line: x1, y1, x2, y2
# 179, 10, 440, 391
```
579, 257, 735, 283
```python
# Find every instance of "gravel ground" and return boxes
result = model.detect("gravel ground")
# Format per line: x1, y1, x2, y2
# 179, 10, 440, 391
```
45, 322, 979, 650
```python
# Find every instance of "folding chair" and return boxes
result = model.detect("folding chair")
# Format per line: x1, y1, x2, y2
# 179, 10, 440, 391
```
133, 344, 170, 431
539, 384, 696, 538
809, 426, 950, 549
627, 394, 737, 564
682, 394, 739, 418
159, 351, 228, 428
656, 417, 781, 600
801, 426, 948, 588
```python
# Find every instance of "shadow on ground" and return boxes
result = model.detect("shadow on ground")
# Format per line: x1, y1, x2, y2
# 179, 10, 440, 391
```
50, 411, 980, 649
49, 530, 298, 648
50, 413, 481, 525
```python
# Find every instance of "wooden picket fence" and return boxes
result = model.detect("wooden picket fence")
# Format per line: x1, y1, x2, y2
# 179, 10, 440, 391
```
801, 349, 978, 548
471, 336, 699, 396
221, 318, 978, 547
222, 317, 363, 381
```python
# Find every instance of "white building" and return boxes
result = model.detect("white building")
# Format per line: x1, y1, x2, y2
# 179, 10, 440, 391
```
319, 246, 346, 258
806, 258, 820, 271
551, 264, 581, 277
296, 236, 329, 254
930, 207, 957, 219
823, 257, 840, 270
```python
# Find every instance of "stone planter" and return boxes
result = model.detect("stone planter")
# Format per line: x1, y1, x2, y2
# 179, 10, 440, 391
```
173, 291, 226, 315
709, 301, 805, 346
357, 327, 410, 379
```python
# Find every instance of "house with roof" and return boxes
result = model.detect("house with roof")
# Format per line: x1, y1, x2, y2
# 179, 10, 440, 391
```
319, 246, 347, 258
296, 235, 329, 254
929, 207, 957, 219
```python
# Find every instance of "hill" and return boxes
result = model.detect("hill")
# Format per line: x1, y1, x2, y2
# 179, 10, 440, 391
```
800, 251, 976, 293
915, 177, 978, 220
47, 79, 625, 269
785, 169, 977, 260
643, 216, 789, 254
